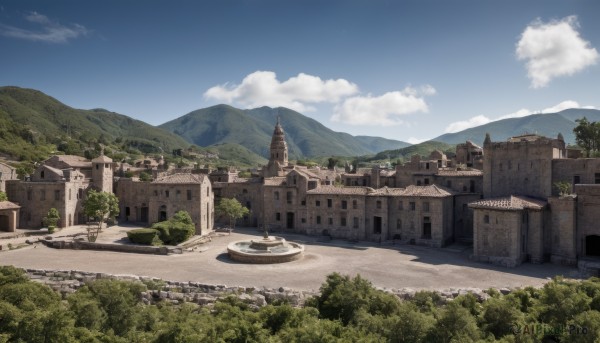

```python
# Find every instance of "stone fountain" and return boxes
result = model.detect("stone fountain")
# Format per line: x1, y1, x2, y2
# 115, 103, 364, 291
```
227, 228, 304, 263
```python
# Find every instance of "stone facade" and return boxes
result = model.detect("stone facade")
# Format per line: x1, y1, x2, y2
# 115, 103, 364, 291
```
0, 162, 17, 192
0, 201, 20, 232
472, 133, 600, 267
116, 173, 214, 235
5, 156, 111, 229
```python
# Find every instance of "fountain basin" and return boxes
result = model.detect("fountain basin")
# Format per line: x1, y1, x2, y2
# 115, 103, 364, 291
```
227, 236, 304, 264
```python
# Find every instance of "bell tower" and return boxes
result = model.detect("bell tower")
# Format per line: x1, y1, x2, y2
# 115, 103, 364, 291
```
269, 116, 288, 167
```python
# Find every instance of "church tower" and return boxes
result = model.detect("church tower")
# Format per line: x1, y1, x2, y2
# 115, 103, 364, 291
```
263, 117, 288, 177
269, 116, 288, 167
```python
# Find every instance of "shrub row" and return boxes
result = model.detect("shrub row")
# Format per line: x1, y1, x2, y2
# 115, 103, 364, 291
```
126, 229, 161, 245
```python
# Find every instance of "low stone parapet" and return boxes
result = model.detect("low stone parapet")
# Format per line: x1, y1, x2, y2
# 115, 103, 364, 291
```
41, 239, 181, 255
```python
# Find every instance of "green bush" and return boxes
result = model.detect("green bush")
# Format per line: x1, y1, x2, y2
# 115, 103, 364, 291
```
150, 211, 195, 245
126, 229, 161, 245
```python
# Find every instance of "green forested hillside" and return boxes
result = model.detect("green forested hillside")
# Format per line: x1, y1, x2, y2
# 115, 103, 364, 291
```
160, 105, 410, 159
0, 86, 189, 162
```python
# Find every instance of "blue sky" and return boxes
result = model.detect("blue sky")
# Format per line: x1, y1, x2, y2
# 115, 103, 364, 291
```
1, 0, 599, 143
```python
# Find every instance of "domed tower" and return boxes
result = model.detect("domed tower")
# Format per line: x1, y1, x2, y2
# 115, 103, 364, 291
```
269, 116, 288, 167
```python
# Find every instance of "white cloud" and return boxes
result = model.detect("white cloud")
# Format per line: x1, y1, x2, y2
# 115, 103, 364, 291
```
0, 11, 88, 43
407, 137, 426, 145
331, 86, 434, 126
445, 100, 596, 133
444, 115, 491, 133
516, 16, 598, 88
203, 71, 359, 112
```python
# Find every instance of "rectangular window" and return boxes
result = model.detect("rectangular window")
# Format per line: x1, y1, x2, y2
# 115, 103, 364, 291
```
301, 218, 306, 223
301, 200, 306, 206
341, 200, 347, 209
424, 178, 430, 185
327, 199, 332, 208
446, 180, 452, 188
275, 191, 279, 200
328, 217, 333, 225
410, 202, 416, 211
376, 200, 381, 209
316, 200, 321, 207
422, 216, 431, 239
165, 190, 170, 198
574, 175, 580, 185
317, 216, 321, 224
54, 190, 60, 200
397, 218, 402, 229
287, 191, 292, 204
187, 190, 192, 200
596, 173, 600, 184
484, 214, 490, 224
341, 216, 347, 226
423, 202, 430, 212
353, 200, 357, 209
353, 217, 359, 228
276, 213, 281, 221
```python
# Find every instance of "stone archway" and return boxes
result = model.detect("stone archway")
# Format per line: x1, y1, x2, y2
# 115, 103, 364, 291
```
586, 235, 600, 257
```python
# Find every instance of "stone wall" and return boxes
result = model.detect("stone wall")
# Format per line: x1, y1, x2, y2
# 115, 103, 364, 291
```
472, 208, 524, 267
21, 268, 520, 307
548, 196, 577, 265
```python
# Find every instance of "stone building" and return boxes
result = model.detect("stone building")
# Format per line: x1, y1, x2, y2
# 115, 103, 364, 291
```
471, 133, 600, 267
0, 201, 20, 232
115, 173, 214, 235
5, 155, 113, 229
0, 162, 17, 192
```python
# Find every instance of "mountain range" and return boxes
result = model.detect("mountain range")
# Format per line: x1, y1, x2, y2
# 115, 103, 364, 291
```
2, 86, 600, 167
158, 105, 411, 159
432, 108, 600, 146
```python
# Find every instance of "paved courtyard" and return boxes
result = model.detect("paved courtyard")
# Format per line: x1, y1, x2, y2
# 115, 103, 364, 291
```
0, 225, 580, 291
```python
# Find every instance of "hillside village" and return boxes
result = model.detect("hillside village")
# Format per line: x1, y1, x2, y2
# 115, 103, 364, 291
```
1, 117, 600, 273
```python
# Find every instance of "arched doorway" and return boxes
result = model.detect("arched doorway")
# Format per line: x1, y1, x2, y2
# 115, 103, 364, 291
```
586, 235, 600, 257
158, 205, 167, 222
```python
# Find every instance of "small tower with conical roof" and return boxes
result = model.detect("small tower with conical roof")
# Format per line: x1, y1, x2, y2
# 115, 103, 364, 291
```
269, 116, 288, 167
264, 116, 288, 177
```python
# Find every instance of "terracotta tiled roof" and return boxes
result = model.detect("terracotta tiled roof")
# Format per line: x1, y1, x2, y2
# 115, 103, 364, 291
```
263, 177, 287, 186
402, 185, 455, 197
43, 165, 65, 177
50, 155, 92, 168
307, 186, 370, 195
152, 173, 206, 184
92, 155, 113, 163
436, 169, 483, 177
370, 186, 404, 196
0, 201, 20, 210
469, 196, 546, 210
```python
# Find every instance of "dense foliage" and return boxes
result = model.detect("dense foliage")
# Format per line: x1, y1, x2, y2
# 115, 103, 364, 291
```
0, 266, 599, 342
127, 228, 162, 245
151, 211, 196, 245
215, 198, 249, 230
573, 117, 600, 157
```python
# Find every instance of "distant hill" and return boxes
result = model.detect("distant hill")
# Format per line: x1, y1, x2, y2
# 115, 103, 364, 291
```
159, 105, 410, 158
0, 86, 189, 161
368, 141, 455, 162
433, 109, 600, 145
354, 136, 411, 152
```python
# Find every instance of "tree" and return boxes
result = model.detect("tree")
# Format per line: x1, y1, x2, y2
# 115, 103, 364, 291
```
83, 190, 120, 241
0, 191, 7, 201
139, 171, 152, 181
43, 208, 60, 233
215, 198, 249, 229
554, 181, 572, 196
573, 117, 600, 157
